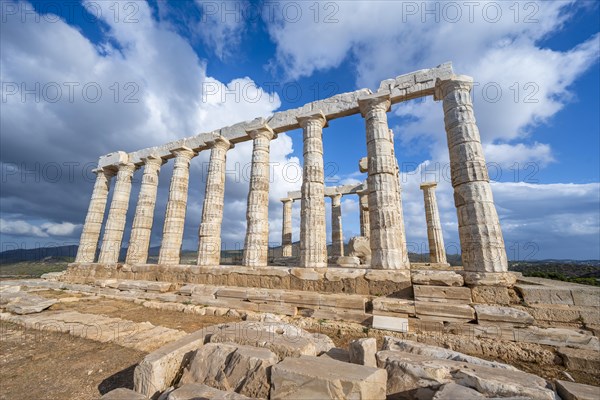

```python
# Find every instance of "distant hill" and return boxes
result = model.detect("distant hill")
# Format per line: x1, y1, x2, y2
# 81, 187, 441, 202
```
0, 245, 78, 264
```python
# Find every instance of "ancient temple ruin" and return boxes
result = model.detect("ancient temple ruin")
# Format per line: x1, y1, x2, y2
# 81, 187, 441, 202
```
71, 62, 512, 286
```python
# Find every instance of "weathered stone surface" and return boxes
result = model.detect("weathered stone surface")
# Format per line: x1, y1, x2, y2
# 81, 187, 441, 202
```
3, 294, 56, 314
411, 270, 463, 286
414, 285, 472, 303
372, 315, 409, 332
270, 355, 387, 399
336, 256, 360, 267
134, 329, 209, 398
470, 286, 512, 305
474, 305, 534, 326
349, 236, 371, 264
516, 285, 574, 305
377, 350, 553, 400
180, 342, 277, 398
382, 337, 518, 370
571, 288, 600, 307
40, 271, 65, 280
208, 321, 333, 359
280, 198, 293, 257
166, 383, 251, 400
462, 271, 517, 287
432, 383, 484, 399
0, 284, 21, 293
555, 379, 599, 400
558, 346, 600, 373
372, 298, 415, 315
513, 326, 598, 350
420, 182, 448, 265
349, 338, 377, 367
319, 347, 350, 362
100, 388, 147, 399
415, 301, 475, 321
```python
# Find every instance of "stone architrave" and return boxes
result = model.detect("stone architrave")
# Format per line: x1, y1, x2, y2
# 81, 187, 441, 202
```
358, 189, 370, 238
98, 162, 136, 264
243, 125, 276, 267
158, 147, 196, 265
126, 155, 164, 265
75, 167, 115, 263
358, 92, 409, 270
420, 182, 447, 265
329, 193, 344, 258
435, 75, 508, 282
197, 137, 234, 266
298, 111, 328, 268
281, 198, 293, 257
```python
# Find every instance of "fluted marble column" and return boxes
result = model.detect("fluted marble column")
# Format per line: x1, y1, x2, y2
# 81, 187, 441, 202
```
197, 137, 233, 266
281, 198, 293, 257
329, 193, 344, 257
75, 167, 115, 263
243, 125, 276, 267
358, 92, 409, 270
298, 111, 328, 268
389, 129, 409, 263
158, 147, 195, 265
420, 182, 447, 264
98, 162, 136, 264
358, 190, 370, 237
435, 75, 509, 282
125, 155, 164, 265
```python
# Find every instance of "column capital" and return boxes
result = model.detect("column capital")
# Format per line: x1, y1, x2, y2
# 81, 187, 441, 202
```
296, 110, 327, 128
92, 167, 117, 177
420, 181, 438, 191
117, 162, 137, 173
207, 136, 234, 151
142, 154, 166, 166
328, 193, 342, 206
170, 146, 196, 160
434, 74, 473, 100
358, 91, 391, 117
246, 124, 276, 141
280, 197, 293, 203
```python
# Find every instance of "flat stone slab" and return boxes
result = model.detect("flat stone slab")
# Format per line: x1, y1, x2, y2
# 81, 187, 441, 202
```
414, 285, 472, 303
100, 388, 147, 399
474, 305, 534, 326
270, 355, 387, 399
515, 285, 574, 305
432, 382, 484, 399
372, 315, 409, 332
411, 270, 464, 286
3, 294, 57, 314
166, 383, 251, 399
555, 379, 600, 400
372, 298, 415, 315
558, 346, 600, 373
415, 301, 475, 321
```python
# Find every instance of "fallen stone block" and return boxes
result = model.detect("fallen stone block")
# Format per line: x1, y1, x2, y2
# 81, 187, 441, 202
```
180, 342, 277, 398
474, 304, 534, 326
432, 382, 484, 399
166, 383, 251, 400
134, 329, 210, 399
100, 388, 147, 399
372, 315, 409, 332
40, 271, 65, 280
270, 355, 387, 399
411, 270, 464, 286
319, 347, 350, 362
558, 346, 600, 373
555, 379, 599, 400
4, 294, 57, 314
349, 337, 377, 367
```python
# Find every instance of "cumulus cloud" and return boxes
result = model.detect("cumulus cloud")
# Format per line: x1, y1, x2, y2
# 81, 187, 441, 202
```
0, 219, 80, 238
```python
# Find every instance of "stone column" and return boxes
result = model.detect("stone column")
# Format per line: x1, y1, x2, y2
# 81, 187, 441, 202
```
420, 182, 447, 265
358, 92, 409, 270
74, 168, 115, 263
281, 198, 293, 257
389, 129, 409, 263
197, 137, 233, 266
435, 75, 510, 285
358, 190, 370, 237
242, 125, 276, 267
158, 147, 195, 265
125, 155, 164, 265
298, 111, 328, 268
98, 162, 136, 264
329, 193, 344, 258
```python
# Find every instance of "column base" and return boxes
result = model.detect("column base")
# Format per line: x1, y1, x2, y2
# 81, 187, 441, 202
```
460, 271, 517, 287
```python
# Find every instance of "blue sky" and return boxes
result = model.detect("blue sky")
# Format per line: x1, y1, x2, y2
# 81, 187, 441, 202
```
1, 0, 599, 260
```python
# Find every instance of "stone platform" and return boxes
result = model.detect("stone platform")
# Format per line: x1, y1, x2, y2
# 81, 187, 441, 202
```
63, 263, 413, 297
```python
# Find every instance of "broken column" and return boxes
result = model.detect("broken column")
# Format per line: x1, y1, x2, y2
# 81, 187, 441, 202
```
197, 137, 233, 266
358, 189, 370, 238
420, 182, 447, 265
435, 75, 509, 285
75, 167, 115, 263
242, 125, 276, 267
329, 193, 344, 258
158, 147, 196, 265
358, 92, 409, 270
281, 198, 293, 257
126, 155, 164, 265
298, 111, 328, 268
98, 162, 137, 264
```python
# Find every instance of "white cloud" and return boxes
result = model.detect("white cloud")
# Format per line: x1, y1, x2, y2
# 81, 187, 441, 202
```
0, 219, 80, 238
